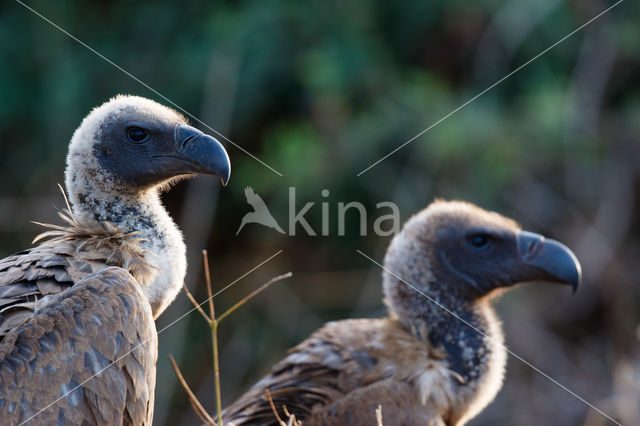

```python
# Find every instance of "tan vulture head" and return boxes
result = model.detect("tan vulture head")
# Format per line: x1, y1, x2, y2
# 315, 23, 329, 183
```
383, 200, 581, 327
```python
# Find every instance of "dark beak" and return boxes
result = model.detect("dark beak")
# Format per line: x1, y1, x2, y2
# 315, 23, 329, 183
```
517, 231, 581, 293
174, 124, 231, 186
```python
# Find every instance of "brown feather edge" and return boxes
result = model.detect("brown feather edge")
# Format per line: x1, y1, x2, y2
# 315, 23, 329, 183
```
29, 186, 158, 286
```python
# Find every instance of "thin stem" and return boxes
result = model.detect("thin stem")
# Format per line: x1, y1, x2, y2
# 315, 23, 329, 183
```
376, 405, 383, 426
182, 282, 212, 323
266, 389, 286, 426
217, 272, 292, 324
211, 321, 223, 426
202, 250, 216, 321
168, 355, 217, 426
177, 251, 292, 426
202, 249, 223, 425
282, 405, 299, 426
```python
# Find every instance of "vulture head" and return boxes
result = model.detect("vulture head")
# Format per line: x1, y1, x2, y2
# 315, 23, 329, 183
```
383, 200, 581, 323
65, 95, 230, 217
61, 95, 231, 317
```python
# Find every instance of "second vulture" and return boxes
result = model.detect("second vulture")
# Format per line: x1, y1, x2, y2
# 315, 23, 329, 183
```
222, 200, 581, 425
0, 95, 230, 425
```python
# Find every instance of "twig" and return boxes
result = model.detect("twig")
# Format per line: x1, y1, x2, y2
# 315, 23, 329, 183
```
376, 405, 384, 426
202, 250, 223, 426
203, 250, 216, 321
181, 282, 211, 323
266, 389, 286, 426
217, 272, 293, 323
174, 250, 292, 426
282, 405, 299, 426
169, 355, 217, 426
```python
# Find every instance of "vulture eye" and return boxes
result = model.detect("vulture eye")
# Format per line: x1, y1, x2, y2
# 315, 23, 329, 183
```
127, 127, 149, 143
468, 234, 490, 249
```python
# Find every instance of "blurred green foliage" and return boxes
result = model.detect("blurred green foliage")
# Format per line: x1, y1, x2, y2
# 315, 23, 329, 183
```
1, 0, 639, 425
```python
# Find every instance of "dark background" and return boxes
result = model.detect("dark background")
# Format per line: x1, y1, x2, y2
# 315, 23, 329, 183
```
1, 1, 639, 425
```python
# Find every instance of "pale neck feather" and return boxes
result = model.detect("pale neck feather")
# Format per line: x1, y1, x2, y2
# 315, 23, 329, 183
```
66, 163, 186, 318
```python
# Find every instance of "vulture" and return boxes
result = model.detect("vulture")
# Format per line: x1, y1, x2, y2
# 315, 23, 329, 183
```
222, 200, 581, 426
0, 95, 231, 425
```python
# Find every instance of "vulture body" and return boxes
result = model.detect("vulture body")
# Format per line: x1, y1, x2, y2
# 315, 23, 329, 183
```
0, 95, 230, 425
223, 201, 581, 426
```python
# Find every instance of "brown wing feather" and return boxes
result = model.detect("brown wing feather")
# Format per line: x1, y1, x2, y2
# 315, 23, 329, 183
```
0, 215, 156, 339
222, 355, 341, 424
221, 331, 346, 424
0, 243, 76, 337
0, 267, 156, 425
223, 319, 457, 426
222, 320, 389, 425
305, 379, 445, 426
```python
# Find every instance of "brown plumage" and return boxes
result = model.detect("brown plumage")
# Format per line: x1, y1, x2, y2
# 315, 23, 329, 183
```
222, 200, 581, 426
0, 267, 156, 424
0, 95, 230, 425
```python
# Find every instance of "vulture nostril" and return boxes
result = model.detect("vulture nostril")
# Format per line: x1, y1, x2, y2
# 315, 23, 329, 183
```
181, 135, 195, 152
519, 233, 545, 260
522, 237, 546, 262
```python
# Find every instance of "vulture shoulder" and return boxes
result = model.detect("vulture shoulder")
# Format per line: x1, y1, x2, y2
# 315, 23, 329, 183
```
223, 318, 458, 426
0, 212, 155, 338
0, 267, 156, 425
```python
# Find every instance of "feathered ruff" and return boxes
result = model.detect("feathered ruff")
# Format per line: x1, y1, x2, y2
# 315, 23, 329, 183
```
30, 188, 157, 287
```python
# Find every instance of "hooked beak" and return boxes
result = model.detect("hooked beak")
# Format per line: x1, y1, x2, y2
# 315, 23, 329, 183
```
174, 124, 231, 186
517, 231, 581, 293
